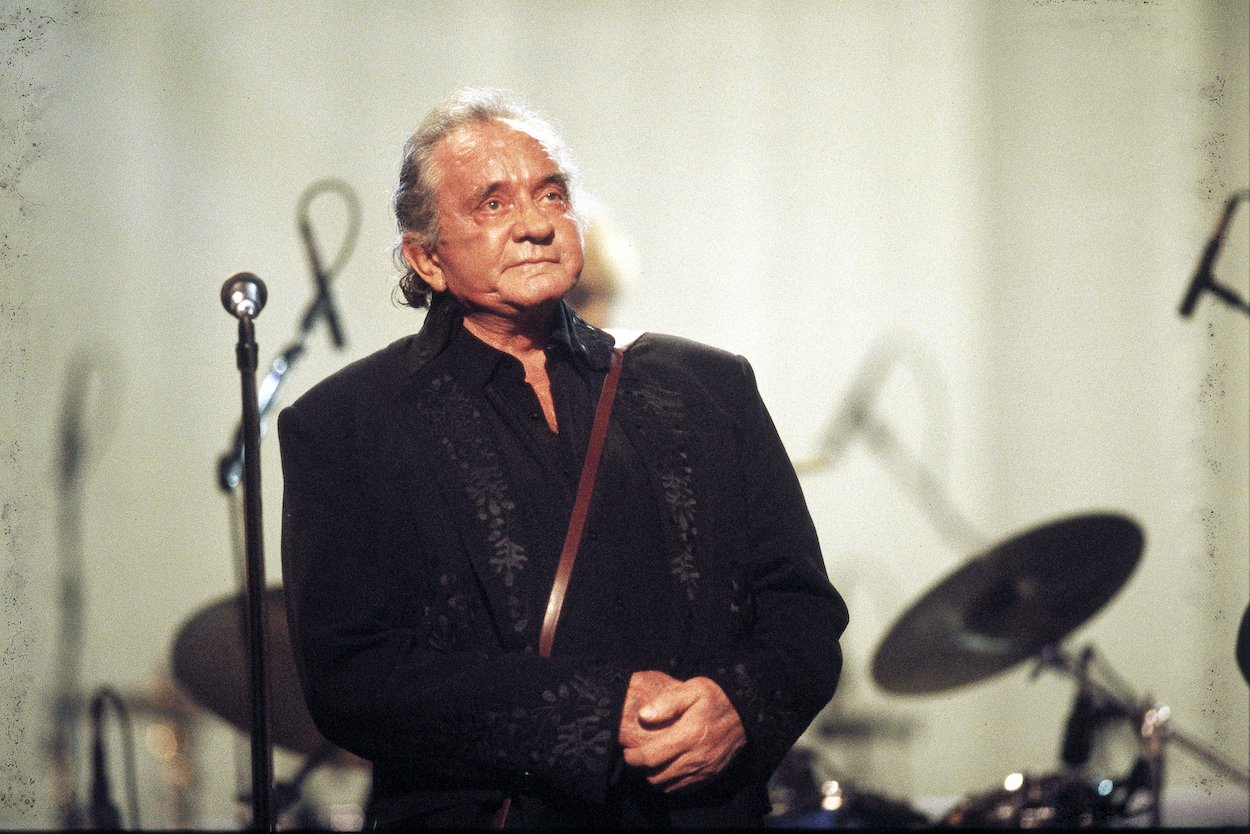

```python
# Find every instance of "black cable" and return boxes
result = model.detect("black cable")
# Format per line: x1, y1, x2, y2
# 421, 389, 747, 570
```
91, 687, 142, 830
296, 178, 362, 281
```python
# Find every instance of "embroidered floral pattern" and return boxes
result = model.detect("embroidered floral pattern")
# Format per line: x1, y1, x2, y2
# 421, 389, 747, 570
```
418, 374, 533, 636
713, 659, 801, 771
423, 572, 474, 652
477, 667, 625, 787
618, 383, 701, 600
538, 672, 616, 770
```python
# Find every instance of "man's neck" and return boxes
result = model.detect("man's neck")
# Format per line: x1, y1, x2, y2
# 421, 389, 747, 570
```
460, 304, 556, 364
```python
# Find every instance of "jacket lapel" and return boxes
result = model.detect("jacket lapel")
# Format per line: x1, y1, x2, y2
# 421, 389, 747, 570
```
390, 299, 543, 651
612, 360, 713, 666
395, 369, 542, 651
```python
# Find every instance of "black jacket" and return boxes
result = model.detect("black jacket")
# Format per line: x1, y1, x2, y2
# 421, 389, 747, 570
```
278, 300, 848, 827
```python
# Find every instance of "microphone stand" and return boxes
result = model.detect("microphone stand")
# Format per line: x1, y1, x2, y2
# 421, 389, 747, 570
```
794, 339, 988, 553
50, 467, 86, 828
230, 299, 274, 832
47, 352, 103, 829
215, 278, 347, 492
214, 182, 358, 827
1176, 192, 1250, 689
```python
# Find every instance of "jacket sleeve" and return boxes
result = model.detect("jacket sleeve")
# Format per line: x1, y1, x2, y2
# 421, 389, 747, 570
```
692, 355, 849, 782
277, 397, 632, 805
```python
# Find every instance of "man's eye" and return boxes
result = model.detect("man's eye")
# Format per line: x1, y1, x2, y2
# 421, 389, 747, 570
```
541, 190, 567, 203
483, 199, 503, 211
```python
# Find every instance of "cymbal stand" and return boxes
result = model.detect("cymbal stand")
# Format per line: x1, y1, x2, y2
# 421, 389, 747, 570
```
1036, 643, 1250, 826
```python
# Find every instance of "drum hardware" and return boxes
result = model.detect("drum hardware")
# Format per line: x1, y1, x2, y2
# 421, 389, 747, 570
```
767, 746, 931, 828
170, 585, 365, 769
935, 640, 1249, 828
814, 710, 918, 743
768, 763, 931, 828
871, 511, 1249, 827
871, 512, 1144, 695
171, 585, 368, 827
939, 767, 1145, 829
235, 741, 347, 829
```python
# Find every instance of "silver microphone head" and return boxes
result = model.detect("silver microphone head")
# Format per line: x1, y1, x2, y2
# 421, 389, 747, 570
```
221, 272, 267, 319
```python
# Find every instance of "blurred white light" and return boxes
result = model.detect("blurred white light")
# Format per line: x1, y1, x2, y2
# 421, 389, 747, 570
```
820, 780, 844, 811
1003, 772, 1025, 792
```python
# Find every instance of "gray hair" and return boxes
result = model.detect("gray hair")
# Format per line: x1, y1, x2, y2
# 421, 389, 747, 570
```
392, 87, 582, 308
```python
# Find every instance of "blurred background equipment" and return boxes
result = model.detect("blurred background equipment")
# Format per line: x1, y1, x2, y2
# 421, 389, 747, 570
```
217, 180, 360, 494
46, 348, 124, 828
871, 513, 1142, 695
1177, 189, 1249, 319
870, 511, 1249, 827
171, 586, 362, 768
795, 337, 987, 554
1175, 189, 1250, 691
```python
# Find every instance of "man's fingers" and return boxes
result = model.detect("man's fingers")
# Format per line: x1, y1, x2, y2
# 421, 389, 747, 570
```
639, 753, 708, 794
621, 737, 680, 771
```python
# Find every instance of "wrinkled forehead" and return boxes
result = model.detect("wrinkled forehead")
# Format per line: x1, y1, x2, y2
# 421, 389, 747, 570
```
438, 117, 561, 166
497, 116, 564, 159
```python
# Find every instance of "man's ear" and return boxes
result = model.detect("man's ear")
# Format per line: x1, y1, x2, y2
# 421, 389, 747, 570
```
401, 233, 446, 293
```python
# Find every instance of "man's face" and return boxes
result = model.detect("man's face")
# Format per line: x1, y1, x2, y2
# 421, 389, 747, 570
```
406, 118, 583, 323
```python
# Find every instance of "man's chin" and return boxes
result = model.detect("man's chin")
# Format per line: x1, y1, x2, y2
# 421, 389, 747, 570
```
508, 275, 578, 307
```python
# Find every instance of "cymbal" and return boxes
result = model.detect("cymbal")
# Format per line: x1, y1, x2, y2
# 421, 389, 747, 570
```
171, 585, 364, 767
872, 512, 1144, 695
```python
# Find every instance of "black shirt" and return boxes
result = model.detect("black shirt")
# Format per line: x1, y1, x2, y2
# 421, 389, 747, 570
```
427, 312, 685, 676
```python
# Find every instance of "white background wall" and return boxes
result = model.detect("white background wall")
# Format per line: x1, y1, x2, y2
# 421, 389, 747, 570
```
3, 1, 1247, 828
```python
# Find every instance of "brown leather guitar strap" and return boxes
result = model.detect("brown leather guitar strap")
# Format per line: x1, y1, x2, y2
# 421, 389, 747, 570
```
493, 345, 625, 829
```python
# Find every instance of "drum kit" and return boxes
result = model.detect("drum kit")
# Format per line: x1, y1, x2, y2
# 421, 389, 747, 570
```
170, 586, 367, 826
168, 511, 1249, 828
767, 510, 1249, 828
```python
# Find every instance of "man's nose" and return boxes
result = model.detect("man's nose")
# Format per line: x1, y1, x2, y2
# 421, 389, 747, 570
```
513, 196, 555, 242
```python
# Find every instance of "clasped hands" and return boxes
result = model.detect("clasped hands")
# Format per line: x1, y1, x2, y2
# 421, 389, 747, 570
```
617, 670, 746, 793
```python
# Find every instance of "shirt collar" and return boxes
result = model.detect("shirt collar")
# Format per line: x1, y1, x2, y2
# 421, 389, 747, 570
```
402, 293, 617, 380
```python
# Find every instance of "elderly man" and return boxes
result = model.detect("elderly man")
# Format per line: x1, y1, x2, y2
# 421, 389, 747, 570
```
279, 88, 847, 829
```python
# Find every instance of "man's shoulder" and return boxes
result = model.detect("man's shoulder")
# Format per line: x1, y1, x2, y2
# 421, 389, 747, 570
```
625, 331, 742, 370
620, 331, 759, 409
287, 334, 416, 415
620, 332, 745, 385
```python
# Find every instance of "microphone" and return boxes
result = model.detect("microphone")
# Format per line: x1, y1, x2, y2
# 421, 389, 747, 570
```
88, 692, 121, 829
299, 217, 346, 348
1180, 191, 1247, 318
56, 363, 88, 491
221, 272, 268, 319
